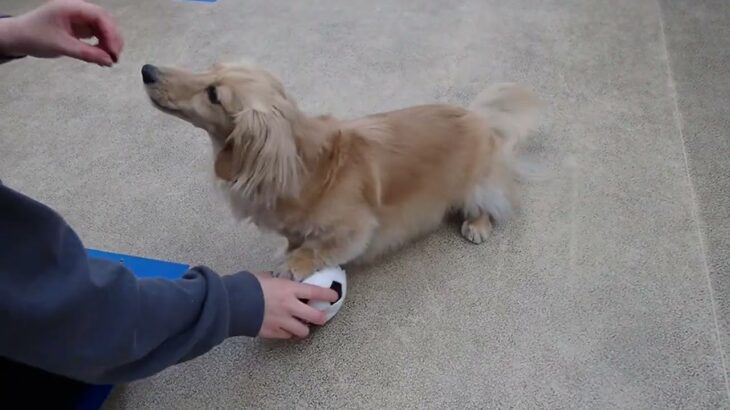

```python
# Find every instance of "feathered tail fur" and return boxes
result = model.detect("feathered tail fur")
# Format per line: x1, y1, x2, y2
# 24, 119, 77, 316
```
469, 82, 543, 181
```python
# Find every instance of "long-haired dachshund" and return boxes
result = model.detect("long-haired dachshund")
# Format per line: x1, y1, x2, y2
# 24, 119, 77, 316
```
142, 61, 541, 281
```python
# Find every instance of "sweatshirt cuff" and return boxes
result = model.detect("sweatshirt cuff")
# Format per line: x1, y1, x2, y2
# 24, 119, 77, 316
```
222, 271, 265, 337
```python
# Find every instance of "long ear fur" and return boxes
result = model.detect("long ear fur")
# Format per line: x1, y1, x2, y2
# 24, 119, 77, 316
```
217, 99, 302, 203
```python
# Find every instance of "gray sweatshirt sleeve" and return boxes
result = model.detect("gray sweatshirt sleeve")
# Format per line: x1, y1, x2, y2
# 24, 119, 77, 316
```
0, 183, 265, 384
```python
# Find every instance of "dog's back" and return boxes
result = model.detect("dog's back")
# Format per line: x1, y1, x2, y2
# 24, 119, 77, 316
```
338, 86, 541, 261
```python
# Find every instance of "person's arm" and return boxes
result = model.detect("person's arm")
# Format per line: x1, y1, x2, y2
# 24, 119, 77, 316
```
0, 184, 264, 383
0, 183, 337, 383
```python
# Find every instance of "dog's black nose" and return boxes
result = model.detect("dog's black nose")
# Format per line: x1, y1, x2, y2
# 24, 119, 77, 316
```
141, 64, 158, 84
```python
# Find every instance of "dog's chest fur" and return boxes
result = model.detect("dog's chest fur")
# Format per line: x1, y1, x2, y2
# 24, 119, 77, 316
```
222, 183, 329, 241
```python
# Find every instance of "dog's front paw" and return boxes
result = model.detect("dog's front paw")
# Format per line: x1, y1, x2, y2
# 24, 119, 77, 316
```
461, 215, 492, 244
284, 248, 320, 282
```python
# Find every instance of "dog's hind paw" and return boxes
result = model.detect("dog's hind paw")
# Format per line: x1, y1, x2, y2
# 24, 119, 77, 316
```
461, 215, 492, 244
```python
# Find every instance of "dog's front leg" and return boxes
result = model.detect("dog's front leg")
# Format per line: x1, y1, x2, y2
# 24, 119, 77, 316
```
282, 214, 377, 281
285, 232, 305, 252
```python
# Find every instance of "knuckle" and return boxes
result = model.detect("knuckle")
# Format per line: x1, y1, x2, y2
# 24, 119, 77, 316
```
316, 312, 327, 325
285, 299, 298, 312
309, 309, 325, 325
77, 51, 94, 62
298, 326, 310, 338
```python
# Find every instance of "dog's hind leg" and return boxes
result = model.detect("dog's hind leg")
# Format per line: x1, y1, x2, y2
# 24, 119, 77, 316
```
460, 171, 515, 244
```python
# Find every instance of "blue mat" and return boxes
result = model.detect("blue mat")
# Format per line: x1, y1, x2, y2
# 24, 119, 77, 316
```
86, 249, 189, 279
75, 249, 190, 409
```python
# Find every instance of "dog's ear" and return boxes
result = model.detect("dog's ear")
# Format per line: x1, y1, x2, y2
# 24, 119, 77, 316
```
216, 100, 301, 199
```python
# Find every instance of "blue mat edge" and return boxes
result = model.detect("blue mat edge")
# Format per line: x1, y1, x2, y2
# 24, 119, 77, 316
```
76, 249, 189, 410
86, 248, 189, 279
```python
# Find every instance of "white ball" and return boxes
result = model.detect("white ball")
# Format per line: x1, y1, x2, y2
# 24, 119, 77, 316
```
301, 266, 347, 323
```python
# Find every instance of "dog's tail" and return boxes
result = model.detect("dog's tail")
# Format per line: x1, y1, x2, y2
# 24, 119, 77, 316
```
469, 82, 543, 180
469, 82, 541, 153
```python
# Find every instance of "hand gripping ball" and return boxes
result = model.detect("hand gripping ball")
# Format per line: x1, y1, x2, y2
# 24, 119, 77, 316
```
300, 266, 346, 323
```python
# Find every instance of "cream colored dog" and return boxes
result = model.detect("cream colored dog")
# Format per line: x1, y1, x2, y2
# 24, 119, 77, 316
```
142, 62, 541, 281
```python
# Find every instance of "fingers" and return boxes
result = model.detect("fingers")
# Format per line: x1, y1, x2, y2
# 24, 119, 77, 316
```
290, 300, 328, 326
69, 1, 123, 62
70, 23, 93, 39
270, 328, 294, 339
294, 283, 339, 303
256, 275, 335, 340
259, 326, 294, 339
63, 36, 113, 66
281, 318, 310, 338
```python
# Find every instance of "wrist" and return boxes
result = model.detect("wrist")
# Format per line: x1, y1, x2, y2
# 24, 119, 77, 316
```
0, 16, 28, 59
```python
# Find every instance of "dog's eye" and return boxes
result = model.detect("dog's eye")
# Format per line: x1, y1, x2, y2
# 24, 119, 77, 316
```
207, 85, 220, 105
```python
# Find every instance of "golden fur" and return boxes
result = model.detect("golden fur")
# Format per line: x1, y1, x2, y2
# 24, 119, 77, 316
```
143, 62, 541, 280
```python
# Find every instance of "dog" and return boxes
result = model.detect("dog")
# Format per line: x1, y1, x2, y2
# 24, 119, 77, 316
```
142, 61, 541, 281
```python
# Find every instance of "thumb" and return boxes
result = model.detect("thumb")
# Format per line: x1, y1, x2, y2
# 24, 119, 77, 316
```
61, 36, 114, 66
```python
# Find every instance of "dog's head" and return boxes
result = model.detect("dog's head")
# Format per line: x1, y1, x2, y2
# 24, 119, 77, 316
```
142, 62, 302, 200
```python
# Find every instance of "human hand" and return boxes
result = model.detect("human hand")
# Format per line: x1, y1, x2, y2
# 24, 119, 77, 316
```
0, 0, 123, 66
255, 272, 339, 339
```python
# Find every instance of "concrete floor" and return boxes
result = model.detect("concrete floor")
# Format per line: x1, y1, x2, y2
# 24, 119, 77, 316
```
1, 0, 728, 408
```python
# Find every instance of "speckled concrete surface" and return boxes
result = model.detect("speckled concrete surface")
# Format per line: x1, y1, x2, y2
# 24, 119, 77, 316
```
0, 0, 728, 408
658, 0, 730, 390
